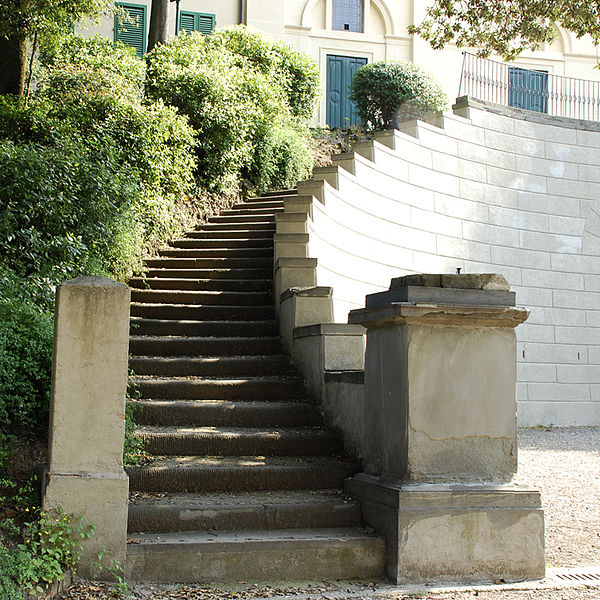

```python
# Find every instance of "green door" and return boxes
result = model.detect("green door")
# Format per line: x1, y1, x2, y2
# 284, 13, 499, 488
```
326, 54, 367, 129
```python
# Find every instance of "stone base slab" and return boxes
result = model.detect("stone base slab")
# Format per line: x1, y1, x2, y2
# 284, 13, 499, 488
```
43, 471, 129, 579
346, 474, 545, 584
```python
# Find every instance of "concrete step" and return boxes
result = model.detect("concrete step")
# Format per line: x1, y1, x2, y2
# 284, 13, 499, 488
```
231, 201, 284, 211
209, 214, 276, 224
144, 257, 272, 270
130, 290, 272, 306
130, 318, 278, 337
131, 399, 322, 428
137, 426, 342, 456
222, 207, 283, 216
127, 455, 358, 493
129, 278, 272, 292
129, 336, 282, 357
143, 268, 272, 280
130, 304, 275, 321
186, 229, 274, 239
159, 247, 273, 259
170, 238, 274, 249
125, 527, 385, 583
198, 222, 276, 231
129, 356, 295, 377
253, 189, 297, 198
127, 490, 360, 533
130, 377, 305, 400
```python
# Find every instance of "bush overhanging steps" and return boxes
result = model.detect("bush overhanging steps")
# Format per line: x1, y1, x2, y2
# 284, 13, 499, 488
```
125, 190, 385, 583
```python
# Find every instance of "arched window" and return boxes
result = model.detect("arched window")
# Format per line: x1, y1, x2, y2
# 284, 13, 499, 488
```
332, 0, 363, 32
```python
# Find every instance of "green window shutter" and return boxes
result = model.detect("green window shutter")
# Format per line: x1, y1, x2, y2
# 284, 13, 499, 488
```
115, 3, 146, 56
178, 11, 215, 35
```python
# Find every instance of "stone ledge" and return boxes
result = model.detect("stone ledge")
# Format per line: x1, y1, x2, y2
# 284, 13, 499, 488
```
324, 370, 365, 385
274, 257, 318, 270
293, 323, 366, 339
280, 286, 332, 303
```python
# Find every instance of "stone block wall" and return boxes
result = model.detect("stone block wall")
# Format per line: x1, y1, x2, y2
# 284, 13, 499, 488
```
276, 98, 600, 427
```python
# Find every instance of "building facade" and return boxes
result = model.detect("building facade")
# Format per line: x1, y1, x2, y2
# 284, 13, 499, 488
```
82, 0, 600, 127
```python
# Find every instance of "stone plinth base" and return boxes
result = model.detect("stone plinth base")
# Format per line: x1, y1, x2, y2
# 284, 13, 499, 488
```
346, 474, 545, 584
44, 472, 129, 578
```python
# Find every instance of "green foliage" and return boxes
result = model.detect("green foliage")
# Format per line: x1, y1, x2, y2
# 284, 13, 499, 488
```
123, 400, 145, 467
408, 0, 600, 61
349, 61, 448, 130
0, 282, 53, 432
147, 26, 317, 195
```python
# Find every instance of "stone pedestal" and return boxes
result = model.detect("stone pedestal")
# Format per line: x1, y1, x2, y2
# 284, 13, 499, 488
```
43, 277, 130, 578
346, 274, 545, 583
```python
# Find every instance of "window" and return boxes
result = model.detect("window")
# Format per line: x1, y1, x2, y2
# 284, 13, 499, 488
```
114, 3, 146, 56
332, 0, 363, 33
508, 67, 549, 113
178, 11, 216, 35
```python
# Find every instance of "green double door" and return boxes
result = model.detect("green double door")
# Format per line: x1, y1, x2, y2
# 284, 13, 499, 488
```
326, 54, 367, 129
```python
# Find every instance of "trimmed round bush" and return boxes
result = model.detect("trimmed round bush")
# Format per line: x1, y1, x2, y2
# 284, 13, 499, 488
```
349, 61, 448, 130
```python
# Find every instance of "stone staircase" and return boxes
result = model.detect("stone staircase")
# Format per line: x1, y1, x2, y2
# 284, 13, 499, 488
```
125, 190, 385, 583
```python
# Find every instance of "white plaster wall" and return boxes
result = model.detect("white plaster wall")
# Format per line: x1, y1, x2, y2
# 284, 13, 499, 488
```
290, 103, 600, 427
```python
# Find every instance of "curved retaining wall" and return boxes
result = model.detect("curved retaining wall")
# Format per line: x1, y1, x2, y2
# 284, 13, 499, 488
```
275, 98, 600, 427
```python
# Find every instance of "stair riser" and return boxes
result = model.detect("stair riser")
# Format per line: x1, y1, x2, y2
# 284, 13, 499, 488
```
130, 305, 274, 320
128, 503, 360, 534
231, 202, 284, 211
127, 465, 355, 493
130, 319, 278, 337
129, 357, 294, 377
197, 223, 276, 231
254, 189, 297, 198
186, 230, 274, 239
144, 269, 272, 280
130, 380, 304, 400
130, 290, 272, 306
126, 536, 385, 583
145, 258, 272, 269
132, 402, 322, 428
171, 239, 274, 249
159, 249, 273, 259
139, 434, 341, 457
129, 279, 272, 292
130, 339, 282, 358
209, 215, 276, 224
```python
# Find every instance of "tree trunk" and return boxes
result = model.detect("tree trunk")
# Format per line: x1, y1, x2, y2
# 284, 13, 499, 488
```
147, 0, 169, 52
0, 33, 28, 97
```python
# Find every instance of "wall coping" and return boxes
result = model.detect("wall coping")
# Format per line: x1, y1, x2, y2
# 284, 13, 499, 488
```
293, 322, 366, 339
454, 95, 600, 132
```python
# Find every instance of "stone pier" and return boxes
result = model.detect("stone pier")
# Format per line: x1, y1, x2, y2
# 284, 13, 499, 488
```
43, 277, 130, 577
346, 274, 545, 583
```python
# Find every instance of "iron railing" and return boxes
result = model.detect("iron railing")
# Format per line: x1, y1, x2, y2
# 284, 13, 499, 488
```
459, 52, 600, 122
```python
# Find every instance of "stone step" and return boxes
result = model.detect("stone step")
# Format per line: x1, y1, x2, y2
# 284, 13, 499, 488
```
209, 214, 277, 224
231, 201, 284, 211
159, 247, 273, 259
127, 455, 357, 493
170, 238, 274, 249
129, 318, 278, 337
129, 336, 282, 357
186, 229, 274, 239
130, 377, 305, 400
129, 278, 272, 292
130, 290, 272, 306
137, 426, 342, 456
129, 356, 295, 377
127, 490, 360, 533
253, 189, 297, 198
131, 400, 322, 428
144, 257, 272, 270
199, 222, 276, 231
143, 268, 272, 280
130, 303, 275, 321
222, 207, 283, 216
125, 527, 385, 583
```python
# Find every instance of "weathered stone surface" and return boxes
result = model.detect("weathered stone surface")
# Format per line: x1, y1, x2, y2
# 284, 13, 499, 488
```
390, 273, 509, 291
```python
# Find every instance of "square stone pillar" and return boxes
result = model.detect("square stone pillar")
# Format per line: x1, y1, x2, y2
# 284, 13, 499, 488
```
43, 277, 130, 578
345, 274, 545, 583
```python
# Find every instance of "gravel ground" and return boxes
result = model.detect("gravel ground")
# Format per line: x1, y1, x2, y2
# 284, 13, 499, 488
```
58, 427, 600, 600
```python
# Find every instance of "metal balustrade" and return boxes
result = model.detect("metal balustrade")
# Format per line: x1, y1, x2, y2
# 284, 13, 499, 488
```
459, 52, 600, 121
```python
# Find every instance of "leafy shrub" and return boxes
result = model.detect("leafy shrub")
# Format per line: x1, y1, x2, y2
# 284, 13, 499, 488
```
0, 280, 53, 432
349, 61, 448, 130
147, 26, 317, 195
